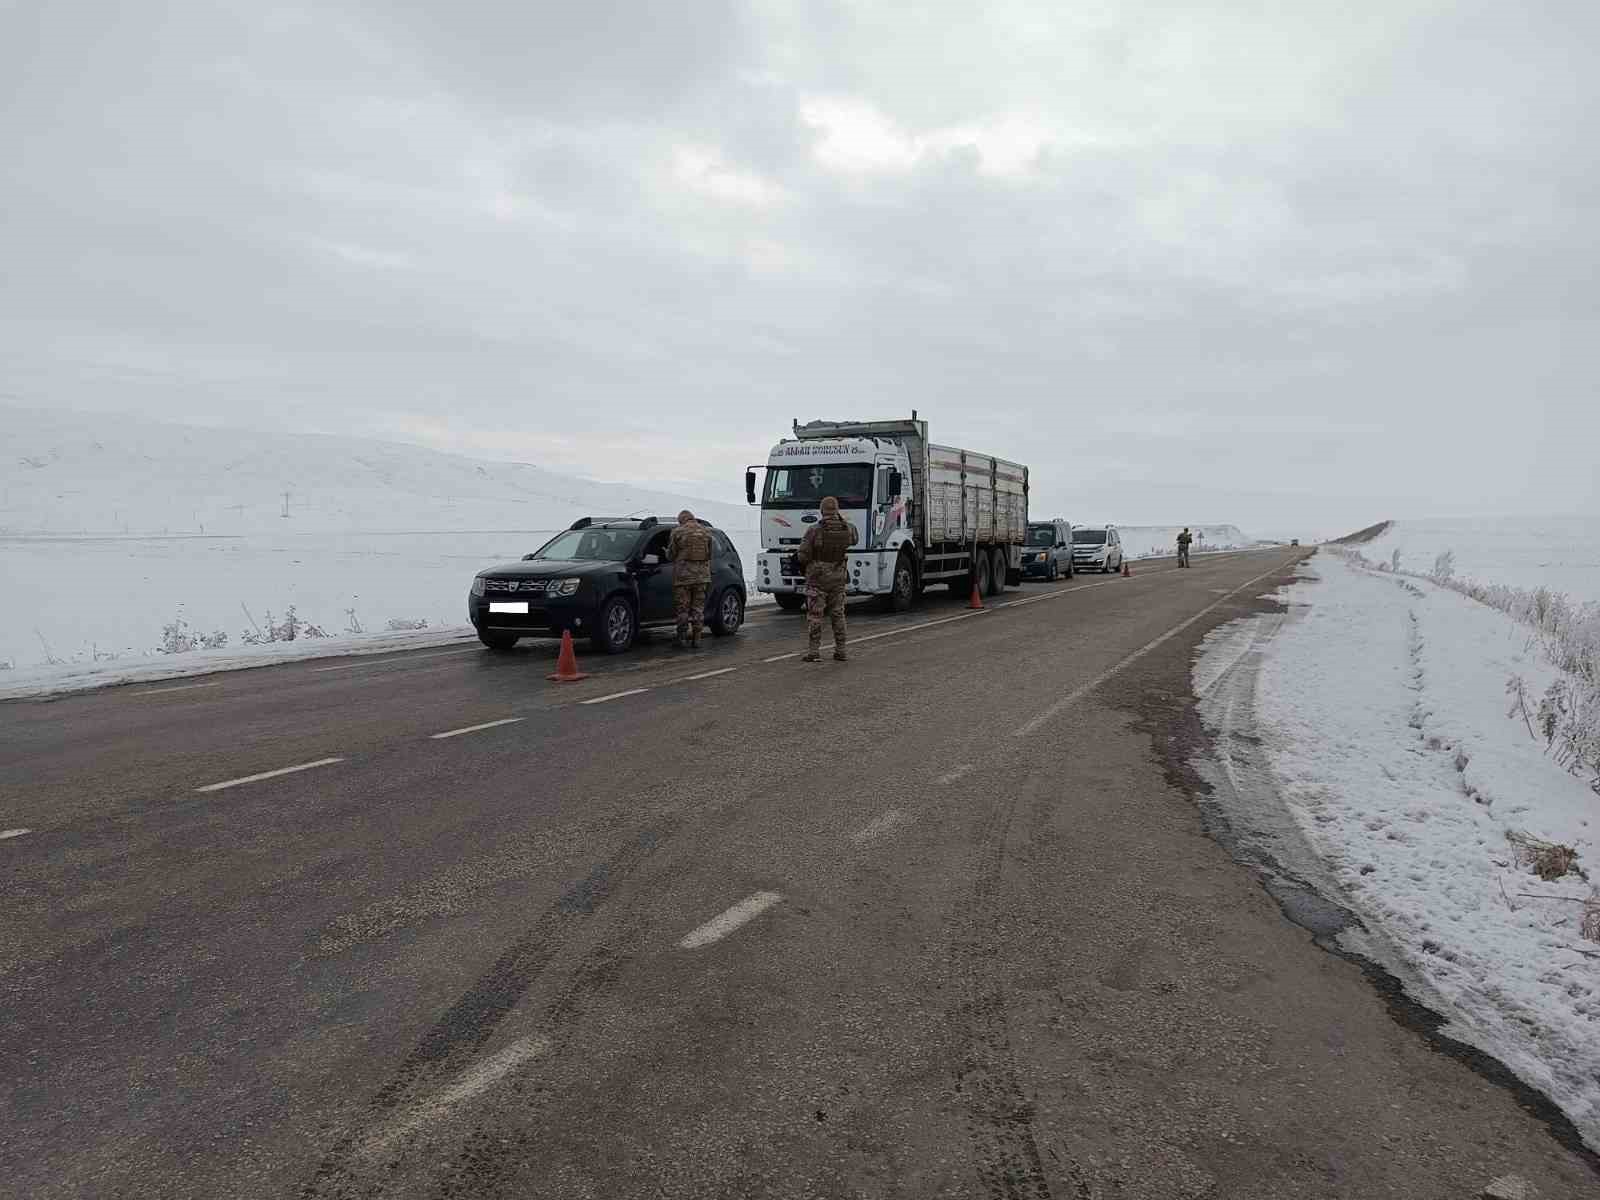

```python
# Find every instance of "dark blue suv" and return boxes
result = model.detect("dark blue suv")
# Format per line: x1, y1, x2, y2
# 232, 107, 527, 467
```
468, 517, 747, 654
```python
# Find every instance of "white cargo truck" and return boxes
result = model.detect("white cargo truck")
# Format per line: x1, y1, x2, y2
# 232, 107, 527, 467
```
744, 413, 1029, 612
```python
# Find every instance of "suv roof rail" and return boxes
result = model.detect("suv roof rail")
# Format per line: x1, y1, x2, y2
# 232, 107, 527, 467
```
638, 516, 659, 529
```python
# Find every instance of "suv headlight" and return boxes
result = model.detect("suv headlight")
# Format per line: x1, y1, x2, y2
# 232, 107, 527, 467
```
471, 576, 486, 597
551, 577, 581, 598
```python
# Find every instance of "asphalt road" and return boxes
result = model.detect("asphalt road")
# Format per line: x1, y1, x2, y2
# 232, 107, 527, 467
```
3, 549, 1594, 1199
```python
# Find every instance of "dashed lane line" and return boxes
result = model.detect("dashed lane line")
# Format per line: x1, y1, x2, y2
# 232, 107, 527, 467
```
361, 1035, 549, 1156
682, 667, 737, 681
1, 828, 33, 841
1011, 559, 1292, 737
195, 757, 346, 793
429, 717, 525, 740
133, 682, 222, 696
679, 891, 783, 949
851, 809, 913, 844
580, 688, 651, 706
936, 763, 975, 785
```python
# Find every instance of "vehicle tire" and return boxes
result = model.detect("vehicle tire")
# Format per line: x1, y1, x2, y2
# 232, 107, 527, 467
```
1047, 561, 1058, 582
989, 548, 1008, 595
880, 551, 916, 612
973, 552, 992, 598
710, 588, 745, 636
477, 630, 519, 651
774, 592, 804, 612
591, 595, 636, 654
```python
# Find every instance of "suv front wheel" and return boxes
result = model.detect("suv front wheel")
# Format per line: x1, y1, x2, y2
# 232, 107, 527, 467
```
710, 588, 745, 636
591, 595, 637, 654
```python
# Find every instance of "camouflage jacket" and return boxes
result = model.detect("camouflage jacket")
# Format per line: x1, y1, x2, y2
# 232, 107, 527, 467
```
798, 515, 859, 571
668, 522, 714, 583
1177, 531, 1192, 549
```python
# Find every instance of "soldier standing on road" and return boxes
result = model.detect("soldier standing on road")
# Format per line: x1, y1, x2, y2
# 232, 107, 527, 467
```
667, 510, 713, 650
797, 495, 859, 663
1177, 526, 1193, 568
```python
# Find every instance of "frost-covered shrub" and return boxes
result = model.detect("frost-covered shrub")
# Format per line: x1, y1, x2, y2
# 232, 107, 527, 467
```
241, 605, 327, 644
386, 617, 429, 631
1430, 549, 1455, 583
159, 614, 228, 654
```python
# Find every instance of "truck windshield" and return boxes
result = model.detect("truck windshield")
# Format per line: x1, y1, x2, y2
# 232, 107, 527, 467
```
1073, 529, 1106, 545
1027, 525, 1056, 546
762, 464, 874, 508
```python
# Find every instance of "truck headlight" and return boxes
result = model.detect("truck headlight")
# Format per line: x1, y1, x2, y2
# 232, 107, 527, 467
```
551, 578, 581, 598
471, 576, 486, 597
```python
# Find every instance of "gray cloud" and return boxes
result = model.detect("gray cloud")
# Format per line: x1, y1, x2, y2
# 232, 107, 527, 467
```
3, 0, 1596, 538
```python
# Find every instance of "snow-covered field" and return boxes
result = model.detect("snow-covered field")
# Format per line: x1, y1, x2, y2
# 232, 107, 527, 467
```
1196, 553, 1600, 1148
1362, 516, 1600, 602
1117, 523, 1258, 560
0, 406, 758, 693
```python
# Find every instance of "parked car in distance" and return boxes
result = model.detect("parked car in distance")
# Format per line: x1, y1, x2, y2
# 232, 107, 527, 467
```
1070, 525, 1125, 574
1021, 519, 1074, 581
1291, 538, 1300, 546
468, 517, 747, 654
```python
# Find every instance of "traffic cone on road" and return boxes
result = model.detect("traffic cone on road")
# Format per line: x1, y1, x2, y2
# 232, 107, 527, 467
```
968, 576, 985, 610
1121, 560, 1132, 577
547, 630, 589, 682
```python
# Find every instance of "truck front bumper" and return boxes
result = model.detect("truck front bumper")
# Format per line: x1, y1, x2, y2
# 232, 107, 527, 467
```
756, 550, 897, 596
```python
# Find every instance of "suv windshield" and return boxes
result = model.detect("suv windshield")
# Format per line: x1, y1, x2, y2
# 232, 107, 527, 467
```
533, 528, 645, 562
762, 464, 874, 508
1027, 525, 1057, 546
1073, 529, 1107, 545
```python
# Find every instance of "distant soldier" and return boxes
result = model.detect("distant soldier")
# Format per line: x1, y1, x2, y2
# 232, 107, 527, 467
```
1177, 527, 1192, 568
797, 496, 858, 662
667, 510, 713, 649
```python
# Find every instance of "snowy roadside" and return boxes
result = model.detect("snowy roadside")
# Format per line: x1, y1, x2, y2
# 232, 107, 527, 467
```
0, 625, 481, 701
1194, 553, 1600, 1149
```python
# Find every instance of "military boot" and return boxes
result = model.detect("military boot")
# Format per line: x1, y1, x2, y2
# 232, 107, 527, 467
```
672, 626, 688, 650
801, 650, 822, 662
833, 650, 848, 662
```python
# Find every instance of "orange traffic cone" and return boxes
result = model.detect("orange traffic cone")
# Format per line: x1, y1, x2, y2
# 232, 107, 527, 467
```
1122, 560, 1132, 577
968, 575, 985, 610
547, 630, 589, 682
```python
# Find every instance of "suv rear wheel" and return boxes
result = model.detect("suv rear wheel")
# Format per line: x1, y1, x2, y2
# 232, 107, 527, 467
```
711, 588, 745, 636
591, 595, 637, 654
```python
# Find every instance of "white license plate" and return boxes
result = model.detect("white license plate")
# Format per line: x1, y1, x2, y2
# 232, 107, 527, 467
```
489, 601, 530, 614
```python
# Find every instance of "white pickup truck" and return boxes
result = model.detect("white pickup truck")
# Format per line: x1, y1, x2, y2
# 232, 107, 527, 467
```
745, 413, 1029, 612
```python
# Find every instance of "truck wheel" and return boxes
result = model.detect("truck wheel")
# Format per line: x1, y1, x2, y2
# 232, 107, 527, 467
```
774, 592, 804, 612
591, 595, 636, 654
880, 552, 916, 612
989, 548, 1008, 595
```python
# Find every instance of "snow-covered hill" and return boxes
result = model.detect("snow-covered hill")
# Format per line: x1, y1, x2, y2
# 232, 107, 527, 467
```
1, 405, 752, 536
0, 407, 756, 683
1360, 516, 1600, 603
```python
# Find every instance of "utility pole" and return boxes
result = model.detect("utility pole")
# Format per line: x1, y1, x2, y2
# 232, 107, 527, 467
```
281, 490, 291, 519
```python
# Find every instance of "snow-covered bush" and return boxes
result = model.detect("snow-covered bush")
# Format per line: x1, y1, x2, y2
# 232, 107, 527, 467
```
241, 605, 328, 644
1430, 548, 1455, 583
386, 617, 429, 631
158, 613, 227, 654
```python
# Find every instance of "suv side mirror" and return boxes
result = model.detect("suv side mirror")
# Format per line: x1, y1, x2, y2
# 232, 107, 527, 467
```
745, 470, 757, 505
640, 554, 661, 567
888, 470, 903, 497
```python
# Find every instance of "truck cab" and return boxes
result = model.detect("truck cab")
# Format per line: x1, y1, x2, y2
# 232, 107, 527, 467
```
746, 436, 914, 610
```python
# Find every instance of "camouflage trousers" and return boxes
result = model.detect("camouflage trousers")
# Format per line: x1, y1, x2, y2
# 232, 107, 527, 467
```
673, 581, 708, 642
805, 564, 848, 652
1177, 547, 1190, 567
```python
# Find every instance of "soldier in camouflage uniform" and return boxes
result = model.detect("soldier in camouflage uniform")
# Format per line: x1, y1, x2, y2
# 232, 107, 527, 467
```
1176, 527, 1192, 568
797, 495, 858, 662
667, 510, 713, 649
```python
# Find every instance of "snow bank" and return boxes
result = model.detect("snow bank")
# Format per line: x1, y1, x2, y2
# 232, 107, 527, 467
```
1362, 516, 1600, 603
1201, 555, 1599, 1147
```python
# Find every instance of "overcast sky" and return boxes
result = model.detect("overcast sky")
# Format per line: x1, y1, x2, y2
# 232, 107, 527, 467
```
3, 1, 1596, 538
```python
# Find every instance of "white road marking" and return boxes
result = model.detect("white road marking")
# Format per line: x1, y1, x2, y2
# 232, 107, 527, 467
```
1, 828, 33, 840
683, 667, 737, 681
849, 608, 987, 646
1011, 560, 1291, 737
851, 808, 913, 844
195, 757, 346, 793
580, 688, 650, 705
936, 763, 975, 785
312, 648, 477, 673
679, 891, 783, 949
362, 1035, 549, 1155
133, 681, 221, 696
429, 717, 524, 740
763, 651, 801, 663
